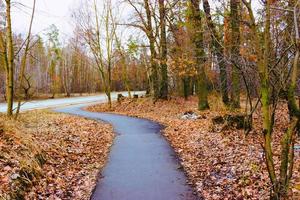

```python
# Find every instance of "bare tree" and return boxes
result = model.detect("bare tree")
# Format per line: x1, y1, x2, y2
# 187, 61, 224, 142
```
242, 0, 300, 198
126, 0, 160, 99
15, 0, 36, 117
73, 0, 117, 108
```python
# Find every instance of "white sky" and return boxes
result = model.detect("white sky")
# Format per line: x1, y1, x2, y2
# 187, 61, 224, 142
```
11, 0, 262, 44
11, 0, 136, 44
12, 0, 80, 42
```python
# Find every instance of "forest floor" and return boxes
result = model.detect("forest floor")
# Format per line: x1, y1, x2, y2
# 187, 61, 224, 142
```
0, 110, 114, 199
87, 95, 300, 200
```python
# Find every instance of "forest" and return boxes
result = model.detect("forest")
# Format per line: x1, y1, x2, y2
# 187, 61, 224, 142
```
0, 0, 300, 199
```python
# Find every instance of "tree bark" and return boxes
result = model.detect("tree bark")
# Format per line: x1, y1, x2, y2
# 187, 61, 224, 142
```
279, 3, 300, 198
15, 0, 36, 117
5, 0, 14, 116
144, 0, 159, 99
242, 0, 277, 195
202, 0, 229, 105
159, 0, 168, 99
230, 0, 241, 108
190, 0, 209, 110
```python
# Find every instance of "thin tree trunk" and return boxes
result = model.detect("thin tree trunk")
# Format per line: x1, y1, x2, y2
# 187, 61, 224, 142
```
242, 0, 277, 196
15, 0, 36, 118
121, 58, 131, 98
107, 62, 112, 108
260, 1, 278, 196
279, 4, 300, 198
5, 0, 14, 116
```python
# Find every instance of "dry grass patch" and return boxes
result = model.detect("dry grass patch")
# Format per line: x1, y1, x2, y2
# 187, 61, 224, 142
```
0, 110, 114, 200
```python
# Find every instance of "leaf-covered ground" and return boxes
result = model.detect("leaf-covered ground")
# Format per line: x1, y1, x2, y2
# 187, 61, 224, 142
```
87, 96, 300, 200
0, 110, 114, 199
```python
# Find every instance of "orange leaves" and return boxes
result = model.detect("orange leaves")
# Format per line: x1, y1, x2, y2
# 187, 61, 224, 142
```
169, 55, 197, 78
87, 97, 300, 199
0, 111, 114, 199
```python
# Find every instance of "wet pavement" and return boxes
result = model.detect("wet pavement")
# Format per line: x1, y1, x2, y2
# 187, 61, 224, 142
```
55, 104, 199, 200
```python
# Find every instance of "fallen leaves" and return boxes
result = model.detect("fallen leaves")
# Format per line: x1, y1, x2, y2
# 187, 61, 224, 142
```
0, 110, 114, 199
87, 96, 300, 200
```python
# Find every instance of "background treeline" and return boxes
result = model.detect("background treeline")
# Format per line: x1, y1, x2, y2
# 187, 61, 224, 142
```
0, 25, 148, 101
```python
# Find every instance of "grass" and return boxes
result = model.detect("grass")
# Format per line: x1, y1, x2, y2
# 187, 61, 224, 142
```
0, 111, 49, 199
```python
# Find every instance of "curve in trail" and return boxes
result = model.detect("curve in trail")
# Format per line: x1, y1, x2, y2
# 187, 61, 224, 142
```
55, 104, 199, 200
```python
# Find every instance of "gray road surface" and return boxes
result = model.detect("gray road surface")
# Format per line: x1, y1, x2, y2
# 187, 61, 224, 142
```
0, 91, 144, 113
55, 104, 199, 200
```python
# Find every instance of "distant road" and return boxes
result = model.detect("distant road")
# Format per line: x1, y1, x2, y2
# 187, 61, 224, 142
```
0, 91, 145, 113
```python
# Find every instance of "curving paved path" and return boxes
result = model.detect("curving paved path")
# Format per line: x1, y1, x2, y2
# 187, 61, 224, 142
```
55, 104, 199, 200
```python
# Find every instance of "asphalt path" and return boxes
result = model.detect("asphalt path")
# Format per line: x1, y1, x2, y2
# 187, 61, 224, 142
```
0, 91, 144, 113
1, 90, 199, 199
55, 104, 199, 200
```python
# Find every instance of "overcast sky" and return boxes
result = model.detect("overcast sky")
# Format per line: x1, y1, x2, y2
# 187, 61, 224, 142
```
12, 0, 80, 42
11, 0, 262, 43
11, 0, 137, 44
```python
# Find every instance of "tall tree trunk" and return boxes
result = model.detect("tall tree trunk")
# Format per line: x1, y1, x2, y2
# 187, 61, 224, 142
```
202, 0, 229, 105
190, 0, 209, 110
278, 3, 300, 198
144, 0, 159, 99
261, 2, 277, 195
230, 0, 241, 108
242, 0, 277, 196
5, 0, 14, 116
159, 0, 168, 99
